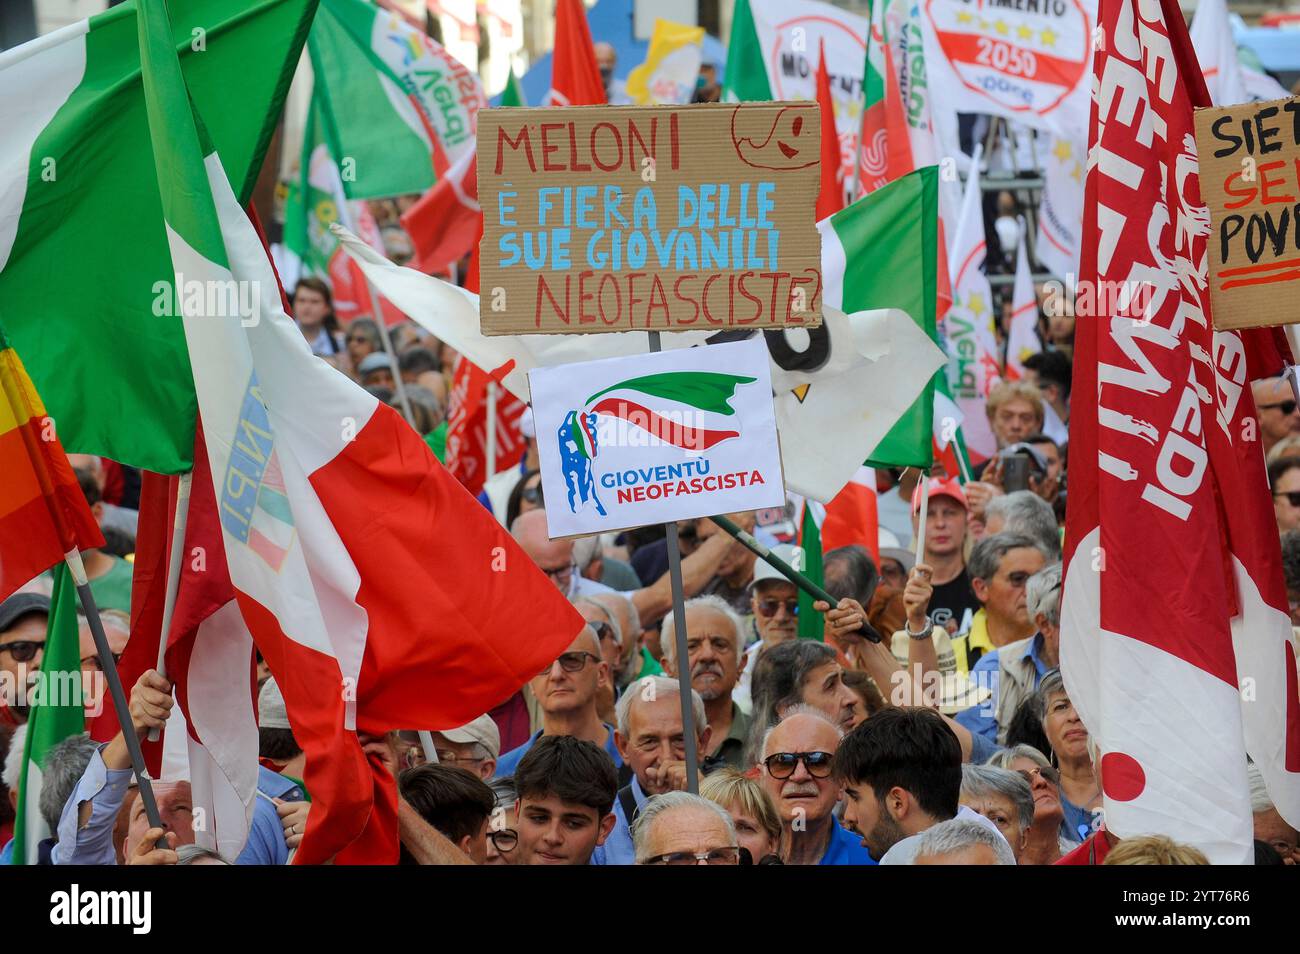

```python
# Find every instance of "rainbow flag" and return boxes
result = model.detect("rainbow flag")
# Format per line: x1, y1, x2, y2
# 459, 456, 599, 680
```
0, 322, 103, 602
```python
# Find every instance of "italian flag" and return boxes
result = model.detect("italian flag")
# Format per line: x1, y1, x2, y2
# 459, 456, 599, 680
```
11, 565, 84, 865
0, 0, 313, 474
308, 0, 485, 196
137, 0, 584, 863
820, 166, 939, 471
584, 371, 756, 451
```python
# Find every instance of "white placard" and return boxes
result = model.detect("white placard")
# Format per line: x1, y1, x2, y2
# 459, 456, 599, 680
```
531, 338, 786, 538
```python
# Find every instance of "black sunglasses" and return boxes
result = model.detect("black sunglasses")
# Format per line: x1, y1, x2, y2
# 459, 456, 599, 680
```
589, 620, 616, 644
0, 640, 44, 663
1261, 400, 1298, 415
763, 751, 835, 780
1276, 491, 1300, 507
538, 650, 600, 677
755, 598, 799, 618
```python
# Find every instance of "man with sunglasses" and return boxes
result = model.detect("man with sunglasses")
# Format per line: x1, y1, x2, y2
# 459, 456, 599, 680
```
759, 707, 875, 865
733, 544, 804, 714
1253, 375, 1300, 458
0, 592, 49, 726
1269, 456, 1300, 534
494, 625, 623, 778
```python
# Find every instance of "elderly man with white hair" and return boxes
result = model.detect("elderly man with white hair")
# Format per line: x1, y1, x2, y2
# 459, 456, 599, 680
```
660, 595, 752, 771
954, 562, 1062, 744
1249, 763, 1298, 864
912, 817, 1017, 865
592, 675, 709, 865
632, 791, 741, 865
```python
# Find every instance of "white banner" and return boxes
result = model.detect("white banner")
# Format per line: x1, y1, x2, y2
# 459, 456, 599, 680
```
920, 0, 1094, 139
750, 0, 869, 190
531, 339, 786, 537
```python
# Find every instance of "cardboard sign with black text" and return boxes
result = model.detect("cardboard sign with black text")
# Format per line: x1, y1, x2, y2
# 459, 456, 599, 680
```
477, 103, 824, 335
1194, 96, 1300, 330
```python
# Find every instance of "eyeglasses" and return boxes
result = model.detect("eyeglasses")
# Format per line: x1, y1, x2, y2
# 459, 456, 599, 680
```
763, 751, 835, 780
435, 750, 485, 765
79, 651, 122, 671
0, 640, 44, 663
542, 562, 575, 588
642, 846, 741, 866
755, 598, 799, 618
520, 485, 543, 505
589, 620, 617, 644
538, 651, 601, 677
1260, 400, 1299, 415
1016, 765, 1060, 786
345, 334, 373, 344
488, 829, 518, 852
1275, 491, 1300, 507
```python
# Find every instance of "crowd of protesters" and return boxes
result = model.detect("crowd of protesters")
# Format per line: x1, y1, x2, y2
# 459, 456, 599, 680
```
2, 243, 1299, 868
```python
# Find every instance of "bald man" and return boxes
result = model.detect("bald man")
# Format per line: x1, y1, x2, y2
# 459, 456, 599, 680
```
1253, 376, 1300, 457
493, 624, 624, 777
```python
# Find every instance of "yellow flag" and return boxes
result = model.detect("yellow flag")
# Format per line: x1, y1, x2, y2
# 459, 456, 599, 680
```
626, 19, 706, 105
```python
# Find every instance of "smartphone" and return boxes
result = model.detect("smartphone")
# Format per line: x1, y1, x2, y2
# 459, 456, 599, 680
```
1002, 454, 1030, 493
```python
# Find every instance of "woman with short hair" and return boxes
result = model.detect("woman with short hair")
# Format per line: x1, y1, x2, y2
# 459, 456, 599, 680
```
699, 768, 783, 864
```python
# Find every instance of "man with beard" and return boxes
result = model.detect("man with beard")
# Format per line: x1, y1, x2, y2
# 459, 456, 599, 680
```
835, 707, 1004, 864
659, 596, 751, 771
758, 708, 874, 865
592, 675, 709, 864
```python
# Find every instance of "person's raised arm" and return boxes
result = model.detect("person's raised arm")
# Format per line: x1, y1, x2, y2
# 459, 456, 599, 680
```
630, 528, 731, 626
397, 798, 475, 865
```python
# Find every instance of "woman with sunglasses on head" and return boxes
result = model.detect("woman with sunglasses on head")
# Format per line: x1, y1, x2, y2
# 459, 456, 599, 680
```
986, 744, 1077, 863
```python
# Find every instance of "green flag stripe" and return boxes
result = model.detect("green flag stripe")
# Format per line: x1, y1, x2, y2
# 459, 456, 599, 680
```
586, 372, 756, 415
721, 0, 773, 102
12, 563, 85, 864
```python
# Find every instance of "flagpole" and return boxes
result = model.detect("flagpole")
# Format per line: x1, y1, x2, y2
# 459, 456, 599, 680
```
707, 513, 883, 643
417, 731, 439, 764
64, 548, 164, 832
914, 469, 931, 566
485, 381, 498, 481
148, 470, 193, 742
648, 330, 700, 795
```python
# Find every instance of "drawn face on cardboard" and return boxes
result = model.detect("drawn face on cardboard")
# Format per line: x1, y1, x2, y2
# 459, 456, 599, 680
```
731, 104, 819, 170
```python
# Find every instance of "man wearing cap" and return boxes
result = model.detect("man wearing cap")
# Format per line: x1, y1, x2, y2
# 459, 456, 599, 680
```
428, 715, 500, 781
731, 543, 804, 714
0, 592, 50, 726
909, 477, 981, 637
355, 351, 396, 390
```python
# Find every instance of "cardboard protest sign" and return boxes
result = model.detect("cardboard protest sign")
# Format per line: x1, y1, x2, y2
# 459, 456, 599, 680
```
1194, 96, 1300, 330
530, 338, 786, 537
478, 103, 823, 335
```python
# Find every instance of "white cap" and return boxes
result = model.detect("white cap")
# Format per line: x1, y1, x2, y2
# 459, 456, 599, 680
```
520, 406, 536, 439
436, 714, 500, 760
751, 544, 804, 589
258, 677, 291, 731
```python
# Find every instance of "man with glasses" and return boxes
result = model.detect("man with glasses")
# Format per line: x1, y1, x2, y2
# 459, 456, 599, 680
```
733, 544, 804, 713
1253, 375, 1300, 458
1269, 457, 1300, 534
493, 625, 623, 778
759, 707, 875, 865
0, 592, 49, 726
632, 791, 741, 865
593, 675, 709, 865
954, 564, 1062, 744
574, 597, 624, 725
426, 715, 499, 781
76, 610, 129, 725
512, 510, 615, 600
948, 533, 1048, 673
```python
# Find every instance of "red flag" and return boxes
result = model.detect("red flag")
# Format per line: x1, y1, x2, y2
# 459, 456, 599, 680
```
1060, 0, 1300, 862
814, 41, 844, 222
548, 0, 606, 107
399, 148, 482, 277
821, 467, 879, 564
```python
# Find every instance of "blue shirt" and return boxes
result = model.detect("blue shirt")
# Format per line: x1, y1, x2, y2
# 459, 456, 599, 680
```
820, 814, 878, 866
591, 776, 647, 866
954, 633, 1053, 743
235, 767, 305, 866
494, 725, 623, 778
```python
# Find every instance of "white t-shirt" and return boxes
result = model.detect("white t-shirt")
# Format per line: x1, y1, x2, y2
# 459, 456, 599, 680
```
878, 805, 1009, 865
